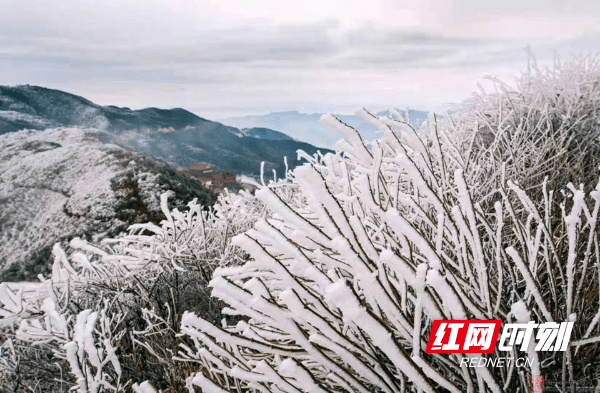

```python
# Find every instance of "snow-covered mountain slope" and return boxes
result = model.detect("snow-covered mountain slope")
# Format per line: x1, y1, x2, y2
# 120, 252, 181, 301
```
221, 109, 430, 148
0, 85, 331, 176
0, 127, 215, 281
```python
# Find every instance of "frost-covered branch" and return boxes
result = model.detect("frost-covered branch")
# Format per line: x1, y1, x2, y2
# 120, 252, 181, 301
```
180, 110, 600, 392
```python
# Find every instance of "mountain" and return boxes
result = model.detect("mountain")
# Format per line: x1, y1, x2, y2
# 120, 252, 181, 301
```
240, 127, 295, 141
0, 85, 211, 134
0, 127, 216, 281
0, 85, 330, 176
221, 109, 430, 148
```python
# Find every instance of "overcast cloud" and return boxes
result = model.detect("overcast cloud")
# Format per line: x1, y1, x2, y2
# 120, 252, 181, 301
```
1, 0, 599, 118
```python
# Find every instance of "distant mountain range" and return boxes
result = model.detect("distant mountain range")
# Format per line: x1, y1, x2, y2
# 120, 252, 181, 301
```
221, 109, 430, 148
0, 85, 329, 177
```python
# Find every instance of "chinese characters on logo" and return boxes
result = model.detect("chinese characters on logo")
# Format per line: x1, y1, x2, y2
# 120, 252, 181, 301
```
425, 320, 574, 354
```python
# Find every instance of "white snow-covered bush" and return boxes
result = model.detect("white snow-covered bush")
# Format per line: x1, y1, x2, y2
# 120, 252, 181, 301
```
450, 55, 600, 197
0, 188, 267, 391
0, 247, 126, 392
179, 111, 600, 392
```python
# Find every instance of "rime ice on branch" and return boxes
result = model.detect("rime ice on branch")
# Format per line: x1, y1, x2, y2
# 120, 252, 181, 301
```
179, 109, 600, 392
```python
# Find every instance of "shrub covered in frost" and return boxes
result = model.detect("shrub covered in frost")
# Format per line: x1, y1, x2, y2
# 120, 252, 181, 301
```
179, 111, 600, 392
0, 188, 266, 392
449, 55, 600, 198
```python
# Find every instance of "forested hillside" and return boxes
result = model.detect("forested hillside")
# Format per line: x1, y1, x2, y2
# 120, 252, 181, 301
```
0, 127, 215, 281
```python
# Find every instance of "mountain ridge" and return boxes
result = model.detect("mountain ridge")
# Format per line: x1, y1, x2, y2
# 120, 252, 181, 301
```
221, 109, 430, 148
0, 85, 331, 177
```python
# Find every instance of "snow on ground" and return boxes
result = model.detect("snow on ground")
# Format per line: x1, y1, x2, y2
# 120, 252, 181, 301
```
0, 127, 214, 281
0, 110, 56, 129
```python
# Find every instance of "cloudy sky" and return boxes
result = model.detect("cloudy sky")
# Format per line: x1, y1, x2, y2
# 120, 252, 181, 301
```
1, 0, 599, 118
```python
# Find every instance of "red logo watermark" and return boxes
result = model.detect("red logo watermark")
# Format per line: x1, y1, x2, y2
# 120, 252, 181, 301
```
425, 320, 502, 353
426, 320, 574, 355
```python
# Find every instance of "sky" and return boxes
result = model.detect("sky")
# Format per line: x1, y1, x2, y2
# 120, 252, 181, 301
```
1, 0, 599, 119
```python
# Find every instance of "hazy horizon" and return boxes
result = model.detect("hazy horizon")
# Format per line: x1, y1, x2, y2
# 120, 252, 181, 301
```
2, 0, 599, 118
